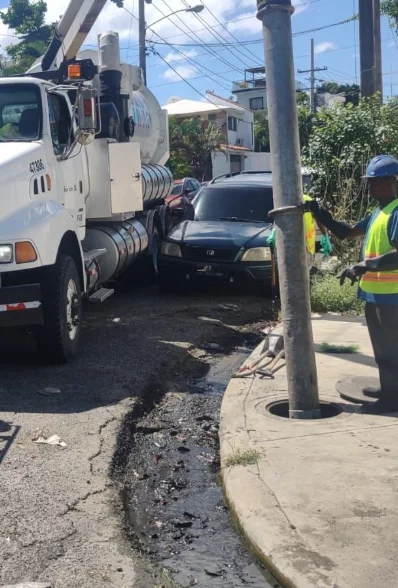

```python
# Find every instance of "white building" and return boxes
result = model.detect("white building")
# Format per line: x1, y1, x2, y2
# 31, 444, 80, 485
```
231, 67, 268, 111
163, 92, 266, 178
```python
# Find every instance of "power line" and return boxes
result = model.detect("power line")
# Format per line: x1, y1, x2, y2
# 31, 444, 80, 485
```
196, 0, 263, 66
151, 16, 357, 47
148, 3, 245, 74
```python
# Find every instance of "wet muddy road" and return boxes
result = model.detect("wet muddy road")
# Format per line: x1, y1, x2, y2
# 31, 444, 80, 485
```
0, 278, 279, 587
111, 284, 280, 588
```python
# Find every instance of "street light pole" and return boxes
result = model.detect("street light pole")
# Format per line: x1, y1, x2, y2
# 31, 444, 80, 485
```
257, 0, 320, 419
139, 3, 204, 86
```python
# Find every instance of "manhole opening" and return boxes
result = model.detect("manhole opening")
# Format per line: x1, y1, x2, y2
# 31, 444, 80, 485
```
266, 400, 342, 420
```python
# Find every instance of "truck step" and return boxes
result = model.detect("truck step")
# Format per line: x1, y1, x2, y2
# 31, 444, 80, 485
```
88, 287, 114, 304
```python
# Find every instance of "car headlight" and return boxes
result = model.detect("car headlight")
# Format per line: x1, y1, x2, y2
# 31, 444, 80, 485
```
0, 244, 13, 263
241, 247, 272, 262
161, 242, 182, 257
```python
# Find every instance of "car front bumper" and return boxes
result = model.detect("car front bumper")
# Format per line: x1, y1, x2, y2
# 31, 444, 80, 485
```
0, 284, 43, 327
159, 256, 274, 286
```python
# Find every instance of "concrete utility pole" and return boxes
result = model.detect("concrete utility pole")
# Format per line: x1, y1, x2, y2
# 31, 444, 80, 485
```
298, 39, 327, 114
139, 0, 147, 85
373, 0, 383, 100
359, 0, 375, 97
256, 0, 320, 419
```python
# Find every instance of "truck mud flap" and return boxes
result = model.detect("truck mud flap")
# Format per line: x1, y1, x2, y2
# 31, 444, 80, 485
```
0, 283, 43, 327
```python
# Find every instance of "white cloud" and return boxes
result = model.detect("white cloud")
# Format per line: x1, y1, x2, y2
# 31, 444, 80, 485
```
227, 12, 261, 36
163, 49, 198, 63
163, 64, 197, 82
293, 0, 310, 15
314, 41, 338, 55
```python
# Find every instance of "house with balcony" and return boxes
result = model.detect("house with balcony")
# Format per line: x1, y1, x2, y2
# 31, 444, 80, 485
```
232, 67, 268, 111
163, 92, 256, 178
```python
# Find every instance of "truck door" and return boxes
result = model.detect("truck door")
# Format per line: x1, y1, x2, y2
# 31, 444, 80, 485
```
47, 93, 87, 233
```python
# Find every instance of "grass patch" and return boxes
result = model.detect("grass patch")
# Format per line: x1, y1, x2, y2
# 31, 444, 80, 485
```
225, 449, 260, 468
320, 342, 359, 354
311, 274, 364, 315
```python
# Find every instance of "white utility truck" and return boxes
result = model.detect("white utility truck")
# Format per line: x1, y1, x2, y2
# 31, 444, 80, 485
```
0, 0, 174, 362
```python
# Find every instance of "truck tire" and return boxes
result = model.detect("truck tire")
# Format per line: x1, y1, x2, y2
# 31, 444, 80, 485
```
158, 271, 177, 294
37, 254, 82, 363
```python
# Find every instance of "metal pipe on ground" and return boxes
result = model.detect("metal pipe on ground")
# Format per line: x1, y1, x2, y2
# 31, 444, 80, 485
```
256, 0, 320, 419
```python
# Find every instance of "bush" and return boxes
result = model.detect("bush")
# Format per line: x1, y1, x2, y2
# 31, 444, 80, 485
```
310, 274, 364, 314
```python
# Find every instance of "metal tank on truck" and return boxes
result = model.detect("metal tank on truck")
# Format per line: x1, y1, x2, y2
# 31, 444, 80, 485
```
0, 0, 174, 363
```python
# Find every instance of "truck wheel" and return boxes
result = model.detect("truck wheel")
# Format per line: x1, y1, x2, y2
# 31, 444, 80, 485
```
158, 271, 177, 294
37, 254, 82, 363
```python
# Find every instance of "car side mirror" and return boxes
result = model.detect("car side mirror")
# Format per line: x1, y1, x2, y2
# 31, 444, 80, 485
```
76, 87, 98, 145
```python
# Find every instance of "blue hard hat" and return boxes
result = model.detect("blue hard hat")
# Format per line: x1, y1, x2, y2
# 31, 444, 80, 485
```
363, 155, 398, 179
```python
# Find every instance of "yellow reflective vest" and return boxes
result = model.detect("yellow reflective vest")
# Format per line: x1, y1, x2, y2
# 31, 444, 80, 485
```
303, 194, 316, 255
360, 199, 398, 295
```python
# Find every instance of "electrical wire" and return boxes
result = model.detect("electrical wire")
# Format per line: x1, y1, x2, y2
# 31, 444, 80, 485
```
178, 0, 255, 69
151, 16, 357, 47
196, 0, 263, 66
148, 2, 246, 73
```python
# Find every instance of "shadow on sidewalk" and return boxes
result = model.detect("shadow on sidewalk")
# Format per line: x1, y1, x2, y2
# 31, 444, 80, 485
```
314, 343, 376, 368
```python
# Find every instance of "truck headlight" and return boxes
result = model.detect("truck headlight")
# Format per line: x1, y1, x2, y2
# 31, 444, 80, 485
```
0, 244, 13, 263
241, 247, 272, 262
161, 242, 182, 257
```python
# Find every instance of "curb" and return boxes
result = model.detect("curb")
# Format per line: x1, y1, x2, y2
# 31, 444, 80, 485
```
219, 340, 348, 588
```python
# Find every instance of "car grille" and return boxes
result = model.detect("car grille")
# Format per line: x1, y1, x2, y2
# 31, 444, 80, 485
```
182, 245, 238, 262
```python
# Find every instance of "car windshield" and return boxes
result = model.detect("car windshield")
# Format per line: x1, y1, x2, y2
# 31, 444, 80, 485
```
170, 184, 183, 196
0, 84, 41, 142
193, 185, 274, 223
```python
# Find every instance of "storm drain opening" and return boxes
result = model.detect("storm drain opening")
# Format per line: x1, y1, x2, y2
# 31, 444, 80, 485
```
266, 400, 342, 420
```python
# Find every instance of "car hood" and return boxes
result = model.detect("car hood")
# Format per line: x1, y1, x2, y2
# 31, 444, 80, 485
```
168, 220, 273, 249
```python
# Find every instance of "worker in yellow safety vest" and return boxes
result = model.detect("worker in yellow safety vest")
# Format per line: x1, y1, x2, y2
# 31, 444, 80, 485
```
306, 155, 398, 414
303, 194, 329, 272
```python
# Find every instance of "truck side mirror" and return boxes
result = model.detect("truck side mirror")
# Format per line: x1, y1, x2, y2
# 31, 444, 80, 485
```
76, 87, 98, 145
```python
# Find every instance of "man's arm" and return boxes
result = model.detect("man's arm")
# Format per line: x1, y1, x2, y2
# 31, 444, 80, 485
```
305, 200, 370, 240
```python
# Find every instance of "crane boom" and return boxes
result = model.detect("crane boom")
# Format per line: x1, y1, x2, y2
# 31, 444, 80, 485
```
42, 0, 108, 70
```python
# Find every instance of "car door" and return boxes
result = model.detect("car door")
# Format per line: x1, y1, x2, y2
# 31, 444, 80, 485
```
47, 92, 88, 234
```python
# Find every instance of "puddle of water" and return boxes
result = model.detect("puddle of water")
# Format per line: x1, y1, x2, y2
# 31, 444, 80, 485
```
121, 347, 280, 588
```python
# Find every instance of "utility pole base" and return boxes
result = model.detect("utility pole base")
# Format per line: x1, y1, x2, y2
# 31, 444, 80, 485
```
336, 376, 379, 405
289, 408, 321, 419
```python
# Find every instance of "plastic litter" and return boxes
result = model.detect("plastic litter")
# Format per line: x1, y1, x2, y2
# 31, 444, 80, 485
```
38, 387, 61, 396
32, 433, 67, 448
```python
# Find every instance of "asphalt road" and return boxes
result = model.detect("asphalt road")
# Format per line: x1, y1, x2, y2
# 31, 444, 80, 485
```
0, 278, 272, 588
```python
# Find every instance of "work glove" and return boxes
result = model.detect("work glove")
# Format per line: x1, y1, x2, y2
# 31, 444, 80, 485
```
339, 262, 367, 286
320, 234, 332, 258
267, 228, 276, 248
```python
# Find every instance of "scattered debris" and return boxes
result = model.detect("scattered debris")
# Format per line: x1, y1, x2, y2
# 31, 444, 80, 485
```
32, 432, 67, 448
112, 318, 121, 323
0, 584, 52, 588
153, 432, 167, 449
38, 387, 61, 396
217, 303, 239, 312
204, 566, 225, 577
199, 342, 224, 353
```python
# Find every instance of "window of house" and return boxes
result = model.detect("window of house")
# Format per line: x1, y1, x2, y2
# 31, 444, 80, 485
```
48, 93, 72, 156
228, 116, 237, 132
250, 97, 264, 110
208, 113, 217, 122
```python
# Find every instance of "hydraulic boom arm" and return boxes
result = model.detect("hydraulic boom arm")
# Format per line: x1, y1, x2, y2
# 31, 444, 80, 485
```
41, 0, 109, 71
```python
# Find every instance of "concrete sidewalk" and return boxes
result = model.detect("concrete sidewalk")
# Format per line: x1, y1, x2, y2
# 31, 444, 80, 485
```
220, 314, 398, 588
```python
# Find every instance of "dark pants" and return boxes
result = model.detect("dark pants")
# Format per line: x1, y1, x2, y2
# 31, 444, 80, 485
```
365, 302, 398, 405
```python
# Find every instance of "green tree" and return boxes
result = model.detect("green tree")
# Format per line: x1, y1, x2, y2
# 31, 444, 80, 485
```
316, 82, 360, 106
0, 0, 52, 75
254, 105, 313, 153
382, 0, 398, 31
303, 96, 398, 259
254, 111, 270, 152
168, 117, 224, 181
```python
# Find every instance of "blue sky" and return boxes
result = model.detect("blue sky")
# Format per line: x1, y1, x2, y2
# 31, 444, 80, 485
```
0, 0, 396, 106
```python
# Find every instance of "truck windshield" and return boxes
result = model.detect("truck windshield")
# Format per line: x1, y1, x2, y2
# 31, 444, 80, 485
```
194, 185, 274, 224
0, 84, 41, 142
